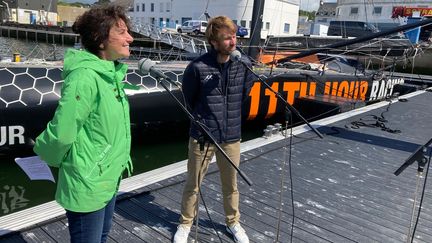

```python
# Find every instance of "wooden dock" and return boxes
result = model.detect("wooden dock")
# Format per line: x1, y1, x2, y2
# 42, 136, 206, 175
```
1, 90, 432, 242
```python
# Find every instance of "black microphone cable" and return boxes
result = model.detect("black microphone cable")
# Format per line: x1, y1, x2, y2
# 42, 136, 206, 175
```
407, 146, 431, 243
274, 112, 295, 243
150, 61, 223, 242
193, 141, 224, 243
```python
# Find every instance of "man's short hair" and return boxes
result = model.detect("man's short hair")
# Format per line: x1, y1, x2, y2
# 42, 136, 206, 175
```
205, 16, 237, 43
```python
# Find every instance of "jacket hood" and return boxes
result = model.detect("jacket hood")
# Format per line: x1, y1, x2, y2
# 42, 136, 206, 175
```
62, 49, 127, 83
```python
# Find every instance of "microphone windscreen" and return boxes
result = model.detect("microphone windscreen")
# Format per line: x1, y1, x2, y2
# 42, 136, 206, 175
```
230, 50, 241, 62
138, 58, 155, 74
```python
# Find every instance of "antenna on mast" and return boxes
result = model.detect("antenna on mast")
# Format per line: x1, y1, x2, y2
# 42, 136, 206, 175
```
199, 0, 211, 21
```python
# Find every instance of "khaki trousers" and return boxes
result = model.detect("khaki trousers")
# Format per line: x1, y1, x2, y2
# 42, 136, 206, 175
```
179, 137, 241, 227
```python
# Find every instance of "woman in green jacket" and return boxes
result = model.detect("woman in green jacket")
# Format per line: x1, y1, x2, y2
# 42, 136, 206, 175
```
33, 5, 134, 243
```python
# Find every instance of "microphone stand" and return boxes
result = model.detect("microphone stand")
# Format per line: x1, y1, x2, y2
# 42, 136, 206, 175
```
155, 77, 253, 186
394, 138, 432, 176
243, 64, 324, 138
394, 138, 432, 243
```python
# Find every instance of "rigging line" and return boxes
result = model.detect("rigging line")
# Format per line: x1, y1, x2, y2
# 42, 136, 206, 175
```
269, 0, 288, 74
408, 146, 431, 243
275, 113, 295, 242
363, 0, 369, 24
241, 0, 250, 21
410, 47, 419, 79
200, 0, 211, 20
269, 36, 411, 66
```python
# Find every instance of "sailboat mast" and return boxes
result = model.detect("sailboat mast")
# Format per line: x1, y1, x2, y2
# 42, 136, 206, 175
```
248, 0, 265, 60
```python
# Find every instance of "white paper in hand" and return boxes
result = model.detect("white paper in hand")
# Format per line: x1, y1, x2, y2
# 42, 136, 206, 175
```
15, 156, 55, 182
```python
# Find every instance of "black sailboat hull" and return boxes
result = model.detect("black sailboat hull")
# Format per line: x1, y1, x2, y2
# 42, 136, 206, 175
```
0, 64, 405, 152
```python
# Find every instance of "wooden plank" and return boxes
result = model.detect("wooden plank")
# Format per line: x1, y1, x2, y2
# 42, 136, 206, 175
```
113, 210, 170, 243
109, 221, 150, 243
236, 157, 408, 242
20, 228, 55, 243
128, 186, 232, 243
40, 221, 70, 243
115, 196, 173, 241
0, 234, 27, 243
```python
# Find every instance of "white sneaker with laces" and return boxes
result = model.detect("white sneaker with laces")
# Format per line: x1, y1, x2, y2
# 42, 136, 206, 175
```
226, 223, 249, 243
173, 224, 191, 243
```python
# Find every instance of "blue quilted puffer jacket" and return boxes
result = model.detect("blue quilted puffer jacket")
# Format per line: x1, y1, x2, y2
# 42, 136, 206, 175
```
182, 49, 254, 143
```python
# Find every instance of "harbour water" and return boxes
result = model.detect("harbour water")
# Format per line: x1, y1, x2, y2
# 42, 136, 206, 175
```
0, 37, 67, 62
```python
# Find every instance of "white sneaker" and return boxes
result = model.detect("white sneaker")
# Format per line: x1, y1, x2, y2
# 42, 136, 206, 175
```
173, 224, 191, 243
226, 223, 249, 243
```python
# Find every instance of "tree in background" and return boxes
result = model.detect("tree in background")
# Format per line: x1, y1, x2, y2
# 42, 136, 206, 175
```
58, 1, 91, 7
299, 10, 316, 21
95, 0, 111, 5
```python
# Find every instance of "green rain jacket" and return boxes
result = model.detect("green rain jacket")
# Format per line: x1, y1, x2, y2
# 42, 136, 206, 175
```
34, 49, 133, 212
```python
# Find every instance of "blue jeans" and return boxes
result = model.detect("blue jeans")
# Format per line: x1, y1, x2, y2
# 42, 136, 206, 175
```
66, 196, 116, 243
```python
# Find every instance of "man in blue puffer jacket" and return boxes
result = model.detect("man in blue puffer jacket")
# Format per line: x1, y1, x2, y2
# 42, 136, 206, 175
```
173, 16, 254, 243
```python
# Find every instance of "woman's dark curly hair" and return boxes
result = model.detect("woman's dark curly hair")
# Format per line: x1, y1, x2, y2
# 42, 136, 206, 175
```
72, 4, 131, 56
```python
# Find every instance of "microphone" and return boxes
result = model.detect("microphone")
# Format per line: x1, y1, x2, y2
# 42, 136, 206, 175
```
230, 50, 242, 62
138, 58, 182, 87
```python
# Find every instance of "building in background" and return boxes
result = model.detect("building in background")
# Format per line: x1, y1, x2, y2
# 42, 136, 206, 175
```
297, 15, 311, 35
57, 5, 88, 27
129, 0, 300, 38
0, 0, 57, 25
335, 0, 432, 31
310, 1, 336, 35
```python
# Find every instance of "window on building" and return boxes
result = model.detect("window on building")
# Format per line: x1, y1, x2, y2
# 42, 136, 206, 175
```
142, 4, 145, 12
350, 7, 358, 15
151, 3, 154, 12
240, 20, 246, 27
166, 3, 170, 12
160, 3, 163, 12
284, 23, 290, 32
261, 21, 264, 29
373, 7, 382, 14
182, 17, 192, 24
136, 4, 139, 12
266, 22, 270, 30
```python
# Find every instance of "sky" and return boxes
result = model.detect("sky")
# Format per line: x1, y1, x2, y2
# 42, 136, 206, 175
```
63, 0, 332, 12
